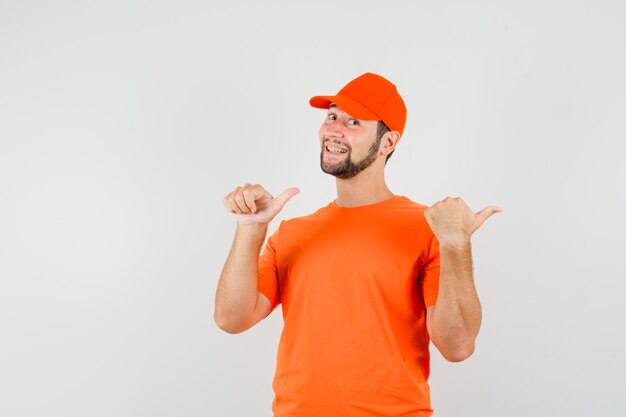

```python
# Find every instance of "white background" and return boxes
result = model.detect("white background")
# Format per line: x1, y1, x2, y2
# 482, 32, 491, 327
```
1, 1, 624, 416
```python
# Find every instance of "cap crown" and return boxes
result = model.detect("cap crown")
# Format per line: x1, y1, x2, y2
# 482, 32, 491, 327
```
310, 72, 407, 135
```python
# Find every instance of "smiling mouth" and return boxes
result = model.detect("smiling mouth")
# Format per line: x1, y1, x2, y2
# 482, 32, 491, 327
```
324, 144, 349, 155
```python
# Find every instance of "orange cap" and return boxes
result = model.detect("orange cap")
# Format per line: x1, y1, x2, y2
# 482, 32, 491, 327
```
309, 72, 407, 136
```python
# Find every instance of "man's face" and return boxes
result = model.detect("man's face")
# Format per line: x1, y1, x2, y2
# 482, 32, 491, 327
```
318, 104, 381, 180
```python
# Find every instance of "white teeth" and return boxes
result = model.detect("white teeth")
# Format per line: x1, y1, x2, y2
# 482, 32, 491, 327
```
327, 146, 347, 153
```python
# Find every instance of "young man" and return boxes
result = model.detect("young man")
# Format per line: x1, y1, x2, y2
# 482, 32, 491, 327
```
216, 72, 502, 416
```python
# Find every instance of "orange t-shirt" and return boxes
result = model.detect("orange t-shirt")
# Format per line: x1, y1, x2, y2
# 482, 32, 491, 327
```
257, 194, 440, 417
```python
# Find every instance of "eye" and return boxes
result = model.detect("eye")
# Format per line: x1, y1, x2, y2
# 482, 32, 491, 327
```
348, 119, 360, 126
327, 113, 337, 120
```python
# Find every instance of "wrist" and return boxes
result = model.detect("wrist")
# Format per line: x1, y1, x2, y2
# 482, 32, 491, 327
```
236, 222, 268, 233
440, 239, 471, 250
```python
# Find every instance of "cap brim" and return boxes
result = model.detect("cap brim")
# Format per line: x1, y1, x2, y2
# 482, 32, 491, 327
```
309, 95, 379, 121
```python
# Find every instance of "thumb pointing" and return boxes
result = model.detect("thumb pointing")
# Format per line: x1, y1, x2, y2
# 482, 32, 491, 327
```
475, 205, 502, 226
273, 187, 300, 211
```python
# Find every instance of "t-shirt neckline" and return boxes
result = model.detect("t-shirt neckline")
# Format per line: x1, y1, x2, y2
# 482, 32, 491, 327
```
330, 194, 405, 210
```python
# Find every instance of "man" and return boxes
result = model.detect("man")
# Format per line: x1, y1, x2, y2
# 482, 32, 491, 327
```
215, 72, 502, 416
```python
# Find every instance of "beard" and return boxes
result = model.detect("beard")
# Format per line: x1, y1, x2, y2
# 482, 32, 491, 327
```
320, 137, 381, 180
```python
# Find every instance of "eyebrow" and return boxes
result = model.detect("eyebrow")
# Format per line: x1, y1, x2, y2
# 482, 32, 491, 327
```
327, 103, 343, 112
327, 103, 362, 121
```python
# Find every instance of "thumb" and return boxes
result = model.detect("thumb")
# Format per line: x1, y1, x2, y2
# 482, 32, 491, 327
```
475, 205, 502, 227
272, 187, 300, 211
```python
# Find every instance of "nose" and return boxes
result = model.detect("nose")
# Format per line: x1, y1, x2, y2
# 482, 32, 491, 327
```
321, 117, 345, 139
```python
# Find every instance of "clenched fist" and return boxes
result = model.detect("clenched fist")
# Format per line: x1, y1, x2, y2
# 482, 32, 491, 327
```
223, 183, 300, 228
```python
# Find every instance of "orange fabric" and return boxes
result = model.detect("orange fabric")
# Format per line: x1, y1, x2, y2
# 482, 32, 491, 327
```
257, 195, 440, 417
309, 72, 408, 136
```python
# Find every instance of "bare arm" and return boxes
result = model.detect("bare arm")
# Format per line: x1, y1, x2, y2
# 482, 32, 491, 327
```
426, 242, 481, 362
423, 196, 501, 361
214, 183, 300, 334
214, 223, 268, 333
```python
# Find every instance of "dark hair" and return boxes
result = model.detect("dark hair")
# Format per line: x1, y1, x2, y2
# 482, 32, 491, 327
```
375, 121, 393, 164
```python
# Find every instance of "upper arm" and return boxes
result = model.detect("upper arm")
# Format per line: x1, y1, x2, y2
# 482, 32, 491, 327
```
426, 305, 435, 340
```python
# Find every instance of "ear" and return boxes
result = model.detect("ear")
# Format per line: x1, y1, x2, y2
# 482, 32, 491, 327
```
381, 131, 401, 156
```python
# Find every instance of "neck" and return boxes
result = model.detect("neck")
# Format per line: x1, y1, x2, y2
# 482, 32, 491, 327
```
333, 166, 394, 208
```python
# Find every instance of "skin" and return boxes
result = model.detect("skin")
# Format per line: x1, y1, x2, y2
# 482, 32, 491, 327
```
424, 199, 501, 361
320, 103, 503, 361
319, 103, 400, 207
220, 102, 503, 361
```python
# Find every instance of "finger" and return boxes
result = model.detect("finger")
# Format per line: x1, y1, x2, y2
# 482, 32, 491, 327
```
272, 187, 300, 211
224, 187, 243, 214
223, 188, 237, 205
242, 185, 264, 214
234, 187, 254, 213
475, 205, 502, 225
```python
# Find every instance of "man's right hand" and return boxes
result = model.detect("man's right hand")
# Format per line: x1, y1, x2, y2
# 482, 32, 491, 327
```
223, 183, 300, 228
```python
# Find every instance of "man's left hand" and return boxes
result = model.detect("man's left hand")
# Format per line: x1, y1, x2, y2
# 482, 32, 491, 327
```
424, 197, 502, 246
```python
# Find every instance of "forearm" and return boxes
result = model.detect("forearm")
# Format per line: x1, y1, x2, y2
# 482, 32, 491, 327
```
430, 241, 482, 361
214, 223, 268, 330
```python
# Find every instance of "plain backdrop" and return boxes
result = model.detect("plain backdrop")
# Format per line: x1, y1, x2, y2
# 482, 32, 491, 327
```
1, 1, 624, 416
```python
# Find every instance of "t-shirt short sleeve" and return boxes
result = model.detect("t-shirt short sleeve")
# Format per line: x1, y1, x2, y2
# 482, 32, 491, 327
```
419, 233, 440, 308
257, 225, 281, 313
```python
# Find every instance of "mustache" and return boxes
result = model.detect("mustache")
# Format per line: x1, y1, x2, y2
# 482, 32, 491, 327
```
323, 139, 350, 150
